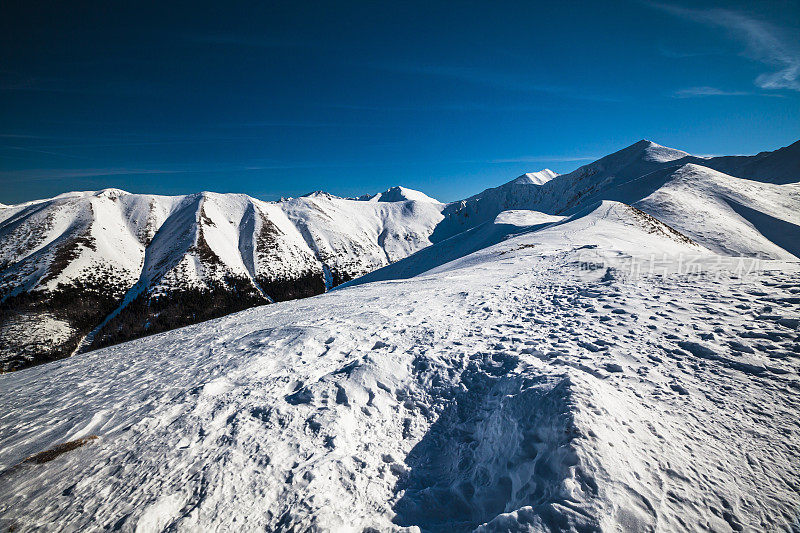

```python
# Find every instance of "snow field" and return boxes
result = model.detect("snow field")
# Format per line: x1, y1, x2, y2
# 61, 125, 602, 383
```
1, 214, 798, 531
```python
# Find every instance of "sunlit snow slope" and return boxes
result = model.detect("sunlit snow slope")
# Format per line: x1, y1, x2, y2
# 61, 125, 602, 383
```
0, 200, 798, 531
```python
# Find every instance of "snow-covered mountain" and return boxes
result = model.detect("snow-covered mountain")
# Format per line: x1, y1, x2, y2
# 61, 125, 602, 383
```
1, 139, 798, 371
432, 140, 799, 249
0, 190, 443, 370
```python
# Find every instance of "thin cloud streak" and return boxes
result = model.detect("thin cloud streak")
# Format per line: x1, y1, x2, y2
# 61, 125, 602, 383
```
653, 3, 800, 91
672, 86, 750, 98
0, 145, 91, 160
0, 168, 188, 183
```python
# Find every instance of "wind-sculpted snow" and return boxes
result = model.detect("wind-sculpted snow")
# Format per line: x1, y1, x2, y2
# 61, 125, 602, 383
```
1, 205, 798, 531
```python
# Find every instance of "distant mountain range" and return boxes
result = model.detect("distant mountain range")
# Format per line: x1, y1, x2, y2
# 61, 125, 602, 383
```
1, 139, 798, 371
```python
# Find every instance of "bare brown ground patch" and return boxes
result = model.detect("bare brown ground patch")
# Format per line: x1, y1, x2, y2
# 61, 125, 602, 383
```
23, 435, 99, 465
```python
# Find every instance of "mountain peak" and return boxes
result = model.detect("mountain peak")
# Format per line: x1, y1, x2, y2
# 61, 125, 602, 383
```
301, 190, 342, 200
613, 139, 689, 164
93, 187, 129, 197
510, 169, 558, 186
633, 138, 657, 147
362, 186, 441, 203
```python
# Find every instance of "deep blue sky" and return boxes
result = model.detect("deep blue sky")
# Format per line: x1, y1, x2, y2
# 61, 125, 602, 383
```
2, 0, 799, 204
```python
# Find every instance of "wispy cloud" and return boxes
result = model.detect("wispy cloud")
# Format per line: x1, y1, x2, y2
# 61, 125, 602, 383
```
0, 168, 187, 183
653, 3, 800, 91
672, 86, 750, 98
0, 145, 91, 160
0, 161, 401, 184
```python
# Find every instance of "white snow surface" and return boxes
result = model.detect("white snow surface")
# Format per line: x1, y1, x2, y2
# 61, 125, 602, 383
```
1, 200, 799, 531
493, 210, 564, 226
633, 164, 800, 259
344, 210, 566, 287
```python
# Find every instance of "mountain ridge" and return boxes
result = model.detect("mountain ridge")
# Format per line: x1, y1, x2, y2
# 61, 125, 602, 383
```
1, 139, 798, 371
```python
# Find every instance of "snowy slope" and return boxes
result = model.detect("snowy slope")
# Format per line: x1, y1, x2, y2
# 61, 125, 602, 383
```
345, 210, 565, 287
346, 199, 703, 288
434, 142, 799, 257
245, 199, 325, 293
1, 201, 797, 531
0, 190, 191, 369
350, 158, 798, 289
632, 164, 800, 259
425, 200, 708, 277
430, 141, 695, 241
514, 169, 559, 186
0, 189, 185, 298
432, 171, 561, 242
436, 141, 681, 232
553, 162, 800, 260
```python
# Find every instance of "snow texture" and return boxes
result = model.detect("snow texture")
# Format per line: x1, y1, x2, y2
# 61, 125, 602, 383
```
1, 191, 799, 531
